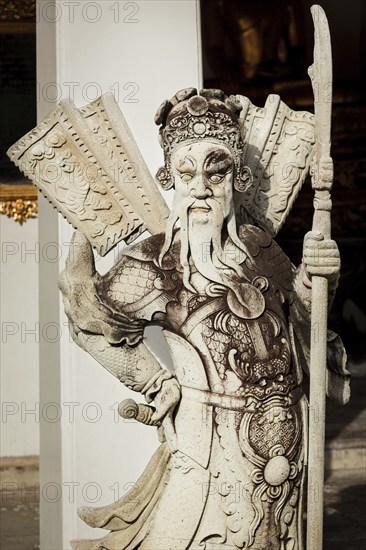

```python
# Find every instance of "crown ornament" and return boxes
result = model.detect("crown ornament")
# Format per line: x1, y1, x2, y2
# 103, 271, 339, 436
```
155, 88, 251, 191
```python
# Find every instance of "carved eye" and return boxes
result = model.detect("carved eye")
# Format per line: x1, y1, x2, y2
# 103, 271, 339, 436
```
180, 173, 194, 183
209, 174, 224, 184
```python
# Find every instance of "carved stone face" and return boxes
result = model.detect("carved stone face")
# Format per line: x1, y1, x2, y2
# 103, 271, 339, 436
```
171, 141, 234, 223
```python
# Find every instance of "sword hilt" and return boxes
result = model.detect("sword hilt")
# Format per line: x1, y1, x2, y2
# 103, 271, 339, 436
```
118, 399, 159, 426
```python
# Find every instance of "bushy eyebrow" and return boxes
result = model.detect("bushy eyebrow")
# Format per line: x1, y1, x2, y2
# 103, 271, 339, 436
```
175, 155, 196, 172
204, 150, 233, 173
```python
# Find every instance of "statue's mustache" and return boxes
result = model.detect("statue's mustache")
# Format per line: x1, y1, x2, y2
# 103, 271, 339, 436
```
179, 196, 222, 216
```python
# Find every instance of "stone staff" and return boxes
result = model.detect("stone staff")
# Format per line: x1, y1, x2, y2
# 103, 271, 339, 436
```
306, 5, 334, 549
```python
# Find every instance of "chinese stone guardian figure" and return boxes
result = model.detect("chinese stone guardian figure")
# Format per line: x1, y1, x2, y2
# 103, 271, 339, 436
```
8, 11, 349, 550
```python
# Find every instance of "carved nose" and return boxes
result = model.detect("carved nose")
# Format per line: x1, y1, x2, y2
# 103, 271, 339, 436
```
192, 178, 212, 198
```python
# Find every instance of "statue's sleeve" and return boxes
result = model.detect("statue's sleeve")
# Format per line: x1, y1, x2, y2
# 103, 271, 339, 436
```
61, 251, 163, 347
59, 245, 170, 392
290, 266, 350, 405
95, 250, 171, 343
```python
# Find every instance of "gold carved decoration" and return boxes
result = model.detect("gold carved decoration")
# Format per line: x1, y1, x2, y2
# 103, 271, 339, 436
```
0, 184, 38, 224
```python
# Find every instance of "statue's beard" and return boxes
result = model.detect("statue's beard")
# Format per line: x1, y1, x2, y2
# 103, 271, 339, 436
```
159, 196, 250, 292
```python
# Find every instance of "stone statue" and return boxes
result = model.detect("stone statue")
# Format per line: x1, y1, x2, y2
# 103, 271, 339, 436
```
8, 8, 350, 550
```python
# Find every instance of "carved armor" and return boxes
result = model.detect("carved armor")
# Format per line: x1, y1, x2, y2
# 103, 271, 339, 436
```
69, 225, 307, 550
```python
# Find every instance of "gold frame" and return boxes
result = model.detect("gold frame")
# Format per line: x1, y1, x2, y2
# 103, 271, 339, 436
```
1, 0, 37, 224
0, 184, 38, 224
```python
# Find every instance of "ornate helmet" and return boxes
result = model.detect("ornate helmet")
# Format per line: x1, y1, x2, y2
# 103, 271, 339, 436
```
154, 88, 251, 192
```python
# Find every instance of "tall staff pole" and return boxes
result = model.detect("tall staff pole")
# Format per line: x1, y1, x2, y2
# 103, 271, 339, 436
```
306, 5, 333, 549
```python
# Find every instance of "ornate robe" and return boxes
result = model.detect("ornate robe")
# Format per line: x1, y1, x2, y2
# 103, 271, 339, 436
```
71, 225, 348, 550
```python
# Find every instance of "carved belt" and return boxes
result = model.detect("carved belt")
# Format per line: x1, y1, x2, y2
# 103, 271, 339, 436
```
181, 385, 303, 409
181, 385, 255, 411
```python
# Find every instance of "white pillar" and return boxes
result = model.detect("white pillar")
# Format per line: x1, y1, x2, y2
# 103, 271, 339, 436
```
37, 1, 202, 548
0, 216, 39, 457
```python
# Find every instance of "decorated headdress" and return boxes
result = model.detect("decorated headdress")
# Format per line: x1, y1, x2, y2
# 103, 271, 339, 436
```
154, 88, 251, 192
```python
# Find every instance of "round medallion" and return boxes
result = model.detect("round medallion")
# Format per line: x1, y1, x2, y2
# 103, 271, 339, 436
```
187, 96, 208, 116
193, 122, 206, 135
227, 282, 265, 320
263, 455, 291, 486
